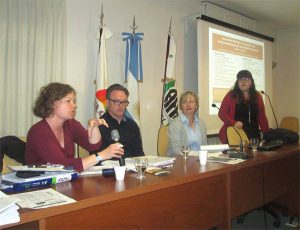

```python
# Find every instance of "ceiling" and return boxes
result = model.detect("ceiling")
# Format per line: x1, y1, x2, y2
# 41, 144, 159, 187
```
206, 0, 300, 30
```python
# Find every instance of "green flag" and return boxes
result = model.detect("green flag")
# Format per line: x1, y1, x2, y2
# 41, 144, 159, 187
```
161, 80, 178, 126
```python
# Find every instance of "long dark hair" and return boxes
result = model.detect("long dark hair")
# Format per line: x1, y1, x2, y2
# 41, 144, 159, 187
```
231, 70, 257, 104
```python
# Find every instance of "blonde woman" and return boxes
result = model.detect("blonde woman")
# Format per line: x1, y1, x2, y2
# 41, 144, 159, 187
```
168, 91, 207, 156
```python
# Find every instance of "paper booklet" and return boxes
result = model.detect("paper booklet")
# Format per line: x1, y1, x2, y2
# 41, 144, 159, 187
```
101, 156, 175, 172
207, 156, 246, 164
8, 165, 75, 172
188, 151, 245, 164
126, 156, 175, 167
79, 165, 113, 176
0, 191, 21, 226
9, 188, 76, 209
189, 151, 221, 157
200, 144, 230, 151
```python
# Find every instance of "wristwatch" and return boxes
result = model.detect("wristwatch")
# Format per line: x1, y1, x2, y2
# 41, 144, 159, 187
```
94, 152, 103, 162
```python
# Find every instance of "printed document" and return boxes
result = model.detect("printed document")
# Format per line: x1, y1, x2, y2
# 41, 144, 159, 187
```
0, 191, 21, 226
79, 165, 112, 176
9, 188, 76, 209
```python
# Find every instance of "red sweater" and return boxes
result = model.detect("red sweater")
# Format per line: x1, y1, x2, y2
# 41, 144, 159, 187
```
218, 91, 269, 144
25, 119, 101, 172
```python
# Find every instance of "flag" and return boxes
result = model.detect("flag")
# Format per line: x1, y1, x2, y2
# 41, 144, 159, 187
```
94, 27, 113, 118
161, 80, 178, 126
122, 32, 144, 127
161, 34, 178, 126
165, 35, 176, 79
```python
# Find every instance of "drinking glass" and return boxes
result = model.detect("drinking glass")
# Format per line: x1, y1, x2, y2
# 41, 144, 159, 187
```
180, 130, 190, 159
181, 145, 191, 159
250, 138, 259, 151
134, 158, 148, 180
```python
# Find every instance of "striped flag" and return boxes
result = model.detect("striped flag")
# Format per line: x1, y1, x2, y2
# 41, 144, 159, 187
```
122, 32, 144, 127
162, 80, 178, 126
161, 31, 178, 126
95, 26, 113, 118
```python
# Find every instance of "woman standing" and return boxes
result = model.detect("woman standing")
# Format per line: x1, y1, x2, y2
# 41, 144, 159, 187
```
25, 82, 124, 171
168, 91, 207, 156
218, 70, 269, 144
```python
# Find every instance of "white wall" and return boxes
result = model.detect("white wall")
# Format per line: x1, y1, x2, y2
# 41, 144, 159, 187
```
66, 0, 202, 155
65, 0, 300, 157
273, 27, 300, 129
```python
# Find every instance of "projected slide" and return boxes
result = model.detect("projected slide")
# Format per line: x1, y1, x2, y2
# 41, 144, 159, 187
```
208, 28, 265, 114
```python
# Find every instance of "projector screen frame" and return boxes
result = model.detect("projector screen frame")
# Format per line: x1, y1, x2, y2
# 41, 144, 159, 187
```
198, 15, 274, 42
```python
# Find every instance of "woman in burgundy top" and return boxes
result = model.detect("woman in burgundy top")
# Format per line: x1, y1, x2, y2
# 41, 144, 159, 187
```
218, 70, 269, 144
25, 83, 124, 172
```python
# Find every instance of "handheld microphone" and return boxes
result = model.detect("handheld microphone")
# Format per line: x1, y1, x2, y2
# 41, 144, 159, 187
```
111, 129, 125, 166
212, 103, 246, 159
261, 91, 279, 128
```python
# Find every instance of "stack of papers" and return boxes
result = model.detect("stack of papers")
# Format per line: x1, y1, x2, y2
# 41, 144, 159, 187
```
101, 156, 176, 172
124, 156, 175, 168
200, 144, 230, 151
101, 160, 131, 169
144, 156, 175, 167
189, 151, 221, 157
8, 165, 74, 172
207, 156, 245, 164
189, 151, 245, 164
79, 165, 112, 176
0, 191, 20, 226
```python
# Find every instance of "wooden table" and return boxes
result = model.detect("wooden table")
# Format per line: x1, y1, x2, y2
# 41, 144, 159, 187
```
2, 144, 299, 230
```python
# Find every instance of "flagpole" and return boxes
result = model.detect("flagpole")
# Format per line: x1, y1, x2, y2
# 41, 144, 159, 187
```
98, 4, 104, 54
130, 16, 138, 47
160, 17, 172, 126
94, 4, 104, 87
130, 16, 138, 35
94, 4, 104, 118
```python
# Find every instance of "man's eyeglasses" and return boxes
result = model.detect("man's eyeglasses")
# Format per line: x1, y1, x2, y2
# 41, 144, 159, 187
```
108, 98, 129, 106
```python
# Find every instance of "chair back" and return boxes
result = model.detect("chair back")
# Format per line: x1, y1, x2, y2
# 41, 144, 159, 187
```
279, 116, 298, 133
1, 136, 26, 174
76, 145, 90, 158
2, 155, 23, 174
226, 126, 249, 146
157, 126, 169, 157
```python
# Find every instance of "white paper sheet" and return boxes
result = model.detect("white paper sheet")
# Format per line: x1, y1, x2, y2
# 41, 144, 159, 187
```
79, 165, 112, 176
200, 144, 230, 151
9, 188, 76, 209
0, 191, 20, 226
